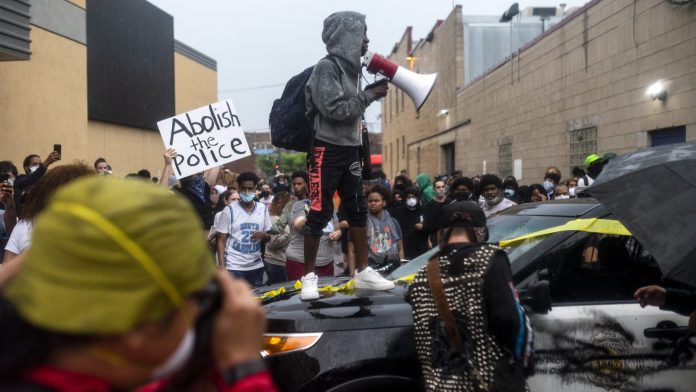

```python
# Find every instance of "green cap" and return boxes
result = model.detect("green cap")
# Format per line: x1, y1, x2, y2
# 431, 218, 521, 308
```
5, 177, 215, 335
584, 153, 602, 167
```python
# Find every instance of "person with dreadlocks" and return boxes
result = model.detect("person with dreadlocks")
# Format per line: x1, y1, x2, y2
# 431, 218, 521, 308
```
407, 201, 533, 391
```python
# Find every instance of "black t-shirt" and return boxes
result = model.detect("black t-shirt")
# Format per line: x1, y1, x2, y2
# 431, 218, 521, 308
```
390, 205, 430, 260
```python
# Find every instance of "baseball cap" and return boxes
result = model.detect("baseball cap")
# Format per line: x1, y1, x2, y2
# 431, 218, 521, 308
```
584, 153, 603, 167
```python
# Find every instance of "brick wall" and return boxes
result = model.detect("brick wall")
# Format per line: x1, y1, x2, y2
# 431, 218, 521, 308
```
382, 0, 696, 184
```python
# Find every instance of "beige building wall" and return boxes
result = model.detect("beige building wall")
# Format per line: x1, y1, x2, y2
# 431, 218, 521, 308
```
174, 52, 218, 115
383, 0, 696, 183
0, 26, 89, 168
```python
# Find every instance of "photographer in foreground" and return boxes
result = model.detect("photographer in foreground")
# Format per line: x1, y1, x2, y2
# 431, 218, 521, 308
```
0, 177, 276, 392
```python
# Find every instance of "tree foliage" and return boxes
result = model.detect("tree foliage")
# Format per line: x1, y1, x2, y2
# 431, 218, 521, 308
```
255, 152, 307, 177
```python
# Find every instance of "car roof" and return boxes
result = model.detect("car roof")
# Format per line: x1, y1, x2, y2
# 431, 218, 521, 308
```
498, 198, 605, 218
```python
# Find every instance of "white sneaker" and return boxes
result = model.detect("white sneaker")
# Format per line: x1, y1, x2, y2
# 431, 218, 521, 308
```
354, 267, 395, 290
300, 273, 320, 301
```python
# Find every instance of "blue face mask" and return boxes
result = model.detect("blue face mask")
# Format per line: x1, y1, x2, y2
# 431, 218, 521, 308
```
240, 192, 255, 203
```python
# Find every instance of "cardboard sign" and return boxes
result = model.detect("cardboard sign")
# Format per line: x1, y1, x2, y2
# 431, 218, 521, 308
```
157, 100, 251, 179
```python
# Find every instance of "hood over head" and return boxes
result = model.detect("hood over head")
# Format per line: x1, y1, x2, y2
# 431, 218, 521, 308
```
416, 173, 433, 189
322, 11, 366, 74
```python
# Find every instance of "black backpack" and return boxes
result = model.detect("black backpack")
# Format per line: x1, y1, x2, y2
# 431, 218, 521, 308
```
269, 56, 340, 152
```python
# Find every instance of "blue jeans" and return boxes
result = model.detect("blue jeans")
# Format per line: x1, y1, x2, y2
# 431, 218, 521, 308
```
228, 267, 265, 287
264, 261, 287, 285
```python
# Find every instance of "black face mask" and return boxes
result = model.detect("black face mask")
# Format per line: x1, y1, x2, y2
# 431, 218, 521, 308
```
260, 191, 270, 198
452, 191, 471, 201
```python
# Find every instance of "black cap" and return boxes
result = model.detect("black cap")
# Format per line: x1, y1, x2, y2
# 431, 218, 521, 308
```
439, 201, 487, 230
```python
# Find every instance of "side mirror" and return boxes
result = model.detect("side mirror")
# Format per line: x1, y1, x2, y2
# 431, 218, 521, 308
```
520, 280, 552, 314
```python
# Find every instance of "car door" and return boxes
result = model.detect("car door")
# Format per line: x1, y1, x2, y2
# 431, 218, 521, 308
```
525, 234, 696, 391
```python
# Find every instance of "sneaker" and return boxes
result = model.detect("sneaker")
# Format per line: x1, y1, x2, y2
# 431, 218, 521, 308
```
300, 273, 320, 301
354, 267, 395, 290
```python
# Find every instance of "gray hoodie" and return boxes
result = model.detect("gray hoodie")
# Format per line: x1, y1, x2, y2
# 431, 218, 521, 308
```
305, 11, 380, 147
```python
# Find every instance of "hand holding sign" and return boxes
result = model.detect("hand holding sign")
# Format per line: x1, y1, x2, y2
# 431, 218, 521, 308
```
157, 100, 251, 179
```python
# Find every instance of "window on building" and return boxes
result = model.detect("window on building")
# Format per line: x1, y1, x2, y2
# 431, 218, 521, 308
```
442, 143, 455, 175
498, 143, 512, 178
569, 127, 597, 173
650, 126, 686, 147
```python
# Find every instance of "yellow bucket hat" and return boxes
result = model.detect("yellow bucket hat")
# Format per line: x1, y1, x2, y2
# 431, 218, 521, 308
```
4, 177, 215, 335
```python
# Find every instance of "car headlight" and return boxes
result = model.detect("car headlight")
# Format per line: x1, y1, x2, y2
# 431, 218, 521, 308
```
260, 333, 323, 357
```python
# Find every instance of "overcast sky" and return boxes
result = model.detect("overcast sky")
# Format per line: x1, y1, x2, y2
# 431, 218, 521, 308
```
147, 0, 589, 132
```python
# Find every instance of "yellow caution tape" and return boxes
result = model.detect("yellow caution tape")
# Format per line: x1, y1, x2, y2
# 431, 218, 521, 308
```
498, 218, 630, 247
259, 219, 629, 300
258, 274, 419, 300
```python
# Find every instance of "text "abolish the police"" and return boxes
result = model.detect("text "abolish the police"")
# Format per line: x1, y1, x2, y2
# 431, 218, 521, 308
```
159, 100, 251, 178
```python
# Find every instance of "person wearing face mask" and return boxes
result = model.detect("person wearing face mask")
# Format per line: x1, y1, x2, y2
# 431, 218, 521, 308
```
391, 188, 430, 260
445, 176, 476, 204
502, 176, 520, 203
553, 184, 571, 200
542, 167, 561, 200
258, 183, 274, 209
478, 174, 517, 218
0, 177, 277, 392
216, 172, 272, 288
422, 179, 448, 246
13, 151, 61, 215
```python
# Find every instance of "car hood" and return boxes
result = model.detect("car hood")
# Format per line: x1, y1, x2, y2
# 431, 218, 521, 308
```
256, 276, 414, 333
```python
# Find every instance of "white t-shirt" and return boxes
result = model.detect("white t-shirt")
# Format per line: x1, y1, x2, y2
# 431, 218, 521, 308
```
5, 219, 32, 255
480, 198, 517, 218
216, 201, 271, 271
577, 175, 595, 187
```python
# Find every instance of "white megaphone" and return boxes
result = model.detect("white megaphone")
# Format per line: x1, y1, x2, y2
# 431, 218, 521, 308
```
362, 51, 437, 111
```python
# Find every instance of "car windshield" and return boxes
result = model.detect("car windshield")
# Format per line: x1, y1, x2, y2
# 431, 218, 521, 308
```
388, 214, 572, 280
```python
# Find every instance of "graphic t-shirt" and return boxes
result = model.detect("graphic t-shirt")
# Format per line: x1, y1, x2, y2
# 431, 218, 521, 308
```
366, 210, 402, 262
216, 201, 271, 271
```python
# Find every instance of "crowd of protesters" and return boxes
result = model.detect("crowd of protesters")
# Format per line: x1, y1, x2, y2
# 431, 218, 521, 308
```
0, 144, 670, 391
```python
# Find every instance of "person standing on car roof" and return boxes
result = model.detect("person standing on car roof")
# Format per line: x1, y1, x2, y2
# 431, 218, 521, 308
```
302, 11, 394, 300
407, 201, 533, 391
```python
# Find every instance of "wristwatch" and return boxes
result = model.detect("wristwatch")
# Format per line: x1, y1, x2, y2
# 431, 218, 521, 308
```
221, 359, 267, 385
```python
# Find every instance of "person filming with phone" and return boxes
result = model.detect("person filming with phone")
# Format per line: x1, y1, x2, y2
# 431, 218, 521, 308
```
0, 177, 277, 392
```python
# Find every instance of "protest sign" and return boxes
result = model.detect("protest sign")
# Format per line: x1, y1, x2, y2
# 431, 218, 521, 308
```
157, 99, 251, 179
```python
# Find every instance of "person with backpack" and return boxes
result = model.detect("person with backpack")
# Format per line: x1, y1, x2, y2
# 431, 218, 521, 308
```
407, 201, 533, 392
299, 11, 392, 300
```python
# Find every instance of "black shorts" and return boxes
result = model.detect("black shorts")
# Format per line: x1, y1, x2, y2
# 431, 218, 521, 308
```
304, 139, 367, 237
